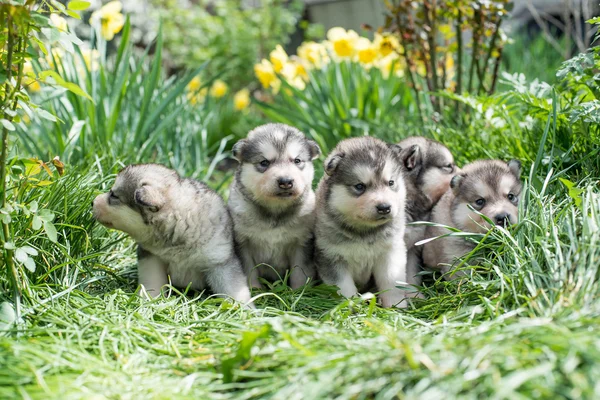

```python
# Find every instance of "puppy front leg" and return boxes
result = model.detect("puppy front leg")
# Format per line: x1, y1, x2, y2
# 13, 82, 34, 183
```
207, 256, 254, 308
289, 245, 316, 289
238, 243, 261, 289
375, 247, 408, 308
137, 247, 168, 298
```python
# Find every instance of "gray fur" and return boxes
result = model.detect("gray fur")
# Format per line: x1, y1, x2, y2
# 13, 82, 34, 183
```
315, 137, 409, 308
397, 136, 456, 288
92, 164, 253, 306
422, 159, 523, 278
228, 124, 321, 289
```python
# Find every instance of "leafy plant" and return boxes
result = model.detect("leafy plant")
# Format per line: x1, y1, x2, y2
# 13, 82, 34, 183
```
152, 0, 303, 90
1, 1, 93, 322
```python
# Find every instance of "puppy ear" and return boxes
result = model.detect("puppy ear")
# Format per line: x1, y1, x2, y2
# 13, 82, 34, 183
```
450, 174, 465, 196
507, 159, 521, 177
388, 143, 403, 157
307, 139, 321, 160
135, 185, 164, 212
402, 145, 422, 171
324, 152, 344, 176
231, 139, 247, 163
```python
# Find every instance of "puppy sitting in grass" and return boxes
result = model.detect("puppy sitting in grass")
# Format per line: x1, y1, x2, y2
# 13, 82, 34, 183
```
314, 137, 409, 308
422, 159, 522, 277
397, 136, 457, 287
228, 123, 321, 289
92, 164, 253, 306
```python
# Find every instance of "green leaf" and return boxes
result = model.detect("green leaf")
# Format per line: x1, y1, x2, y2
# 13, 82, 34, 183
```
29, 201, 39, 213
0, 119, 15, 131
43, 220, 58, 243
66, 10, 81, 19
37, 108, 57, 122
67, 1, 90, 10
1, 214, 11, 224
15, 248, 28, 263
32, 215, 42, 230
38, 209, 55, 222
24, 257, 36, 273
559, 178, 584, 208
0, 302, 16, 331
21, 246, 38, 256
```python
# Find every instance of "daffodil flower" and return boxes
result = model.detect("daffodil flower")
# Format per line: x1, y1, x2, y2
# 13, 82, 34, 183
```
326, 27, 359, 58
233, 89, 251, 111
91, 1, 125, 41
210, 80, 228, 98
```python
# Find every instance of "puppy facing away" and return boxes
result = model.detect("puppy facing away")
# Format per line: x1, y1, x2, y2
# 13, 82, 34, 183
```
314, 136, 408, 308
397, 136, 456, 287
228, 123, 321, 289
92, 164, 253, 306
422, 159, 522, 277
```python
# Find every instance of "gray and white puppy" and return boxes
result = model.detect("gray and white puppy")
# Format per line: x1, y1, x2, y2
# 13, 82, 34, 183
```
92, 164, 253, 306
228, 124, 321, 289
314, 137, 408, 308
397, 136, 456, 287
422, 159, 522, 277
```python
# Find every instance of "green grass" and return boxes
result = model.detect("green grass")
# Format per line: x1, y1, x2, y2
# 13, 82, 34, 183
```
1, 132, 599, 398
2, 21, 600, 399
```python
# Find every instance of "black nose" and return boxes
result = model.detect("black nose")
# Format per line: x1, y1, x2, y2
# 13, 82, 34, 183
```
495, 213, 510, 226
376, 203, 391, 215
278, 177, 294, 189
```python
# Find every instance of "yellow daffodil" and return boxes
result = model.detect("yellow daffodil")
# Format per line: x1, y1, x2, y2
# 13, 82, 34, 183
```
50, 14, 68, 31
22, 61, 40, 92
81, 48, 100, 72
281, 62, 306, 91
376, 53, 405, 79
210, 79, 228, 98
269, 45, 288, 74
233, 88, 251, 111
187, 88, 207, 105
373, 33, 401, 57
326, 27, 359, 58
297, 41, 329, 69
91, 1, 125, 41
187, 76, 202, 92
254, 59, 280, 90
355, 37, 377, 66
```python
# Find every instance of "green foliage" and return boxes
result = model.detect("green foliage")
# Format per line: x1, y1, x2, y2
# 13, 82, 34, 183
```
15, 18, 233, 180
153, 0, 303, 90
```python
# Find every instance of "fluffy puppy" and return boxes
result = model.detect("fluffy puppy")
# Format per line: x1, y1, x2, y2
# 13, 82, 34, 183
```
228, 124, 321, 289
92, 164, 253, 306
314, 137, 408, 308
397, 136, 457, 287
422, 159, 522, 277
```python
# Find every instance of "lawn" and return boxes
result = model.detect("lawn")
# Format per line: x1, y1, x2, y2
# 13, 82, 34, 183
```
1, 1, 600, 399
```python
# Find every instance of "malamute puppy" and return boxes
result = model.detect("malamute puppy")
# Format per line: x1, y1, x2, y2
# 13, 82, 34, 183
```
422, 159, 522, 277
397, 136, 456, 287
92, 164, 253, 306
314, 137, 408, 308
228, 124, 321, 289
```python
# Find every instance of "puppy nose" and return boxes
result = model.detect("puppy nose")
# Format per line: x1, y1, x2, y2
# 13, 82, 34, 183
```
495, 213, 510, 226
376, 203, 391, 215
278, 177, 294, 189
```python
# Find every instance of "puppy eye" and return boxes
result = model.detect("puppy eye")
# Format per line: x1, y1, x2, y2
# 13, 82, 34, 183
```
475, 198, 486, 207
109, 190, 118, 199
294, 158, 302, 164
508, 193, 517, 202
354, 183, 366, 192
260, 160, 270, 168
441, 164, 453, 172
388, 180, 394, 187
